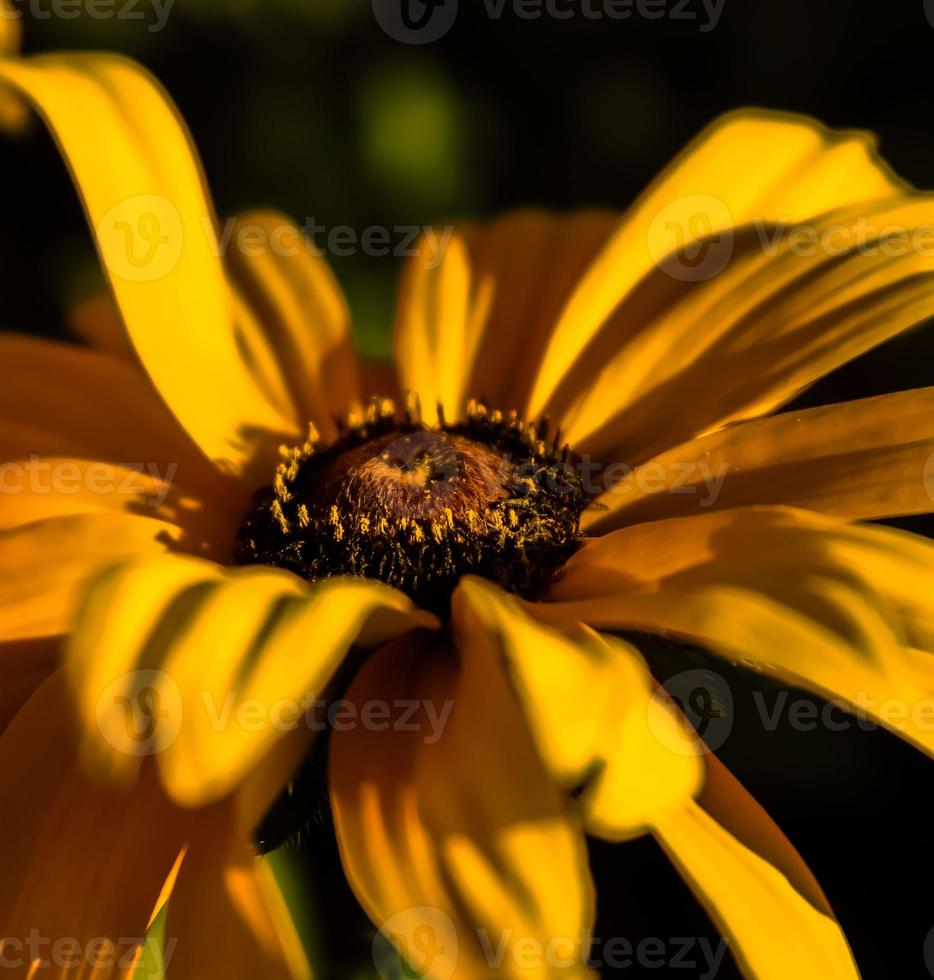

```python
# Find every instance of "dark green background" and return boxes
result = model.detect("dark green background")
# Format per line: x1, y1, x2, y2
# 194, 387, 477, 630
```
2, 1, 933, 977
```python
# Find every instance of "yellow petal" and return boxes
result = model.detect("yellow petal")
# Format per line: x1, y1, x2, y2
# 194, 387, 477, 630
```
330, 631, 595, 978
453, 583, 856, 979
0, 53, 296, 475
227, 210, 362, 441
393, 210, 617, 423
393, 228, 479, 424
0, 513, 181, 643
655, 795, 856, 980
528, 109, 908, 423
0, 672, 186, 977
453, 577, 702, 838
552, 506, 934, 755
0, 334, 235, 504
584, 387, 934, 532
554, 194, 934, 463
68, 554, 437, 806
164, 807, 311, 980
0, 456, 232, 563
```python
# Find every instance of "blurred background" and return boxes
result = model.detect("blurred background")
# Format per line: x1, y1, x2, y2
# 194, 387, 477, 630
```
2, 0, 934, 976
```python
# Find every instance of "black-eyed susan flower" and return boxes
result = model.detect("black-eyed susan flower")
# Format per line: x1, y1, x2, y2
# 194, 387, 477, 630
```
1, 31, 933, 980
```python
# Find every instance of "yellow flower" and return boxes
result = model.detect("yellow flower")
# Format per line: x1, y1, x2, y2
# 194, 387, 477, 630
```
1, 40, 933, 980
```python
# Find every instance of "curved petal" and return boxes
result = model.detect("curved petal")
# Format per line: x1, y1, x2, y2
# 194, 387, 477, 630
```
0, 334, 237, 505
393, 210, 617, 422
0, 672, 187, 978
393, 229, 479, 425
452, 577, 702, 838
552, 195, 934, 464
0, 512, 182, 643
329, 630, 595, 978
67, 553, 437, 806
163, 807, 311, 980
0, 53, 296, 475
0, 456, 231, 562
455, 581, 856, 979
584, 386, 934, 532
528, 109, 909, 425
551, 506, 934, 755
226, 210, 362, 441
654, 796, 856, 980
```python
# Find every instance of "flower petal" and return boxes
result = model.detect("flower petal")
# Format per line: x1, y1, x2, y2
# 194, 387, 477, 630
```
453, 581, 856, 980
552, 194, 934, 464
654, 794, 857, 979
393, 229, 478, 425
0, 334, 234, 503
68, 554, 437, 806
452, 577, 702, 838
0, 672, 186, 977
329, 629, 595, 978
0, 513, 181, 643
528, 109, 908, 426
552, 506, 934, 755
393, 210, 617, 424
163, 808, 311, 980
226, 210, 362, 441
584, 387, 934, 532
0, 53, 296, 474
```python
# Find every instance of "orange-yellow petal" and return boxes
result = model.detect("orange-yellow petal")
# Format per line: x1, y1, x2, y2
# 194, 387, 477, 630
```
0, 53, 296, 476
584, 387, 934, 532
552, 506, 934, 755
453, 577, 702, 838
393, 210, 617, 423
67, 554, 436, 806
163, 808, 311, 980
0, 672, 186, 978
226, 210, 362, 442
0, 513, 181, 643
528, 109, 909, 424
330, 630, 595, 978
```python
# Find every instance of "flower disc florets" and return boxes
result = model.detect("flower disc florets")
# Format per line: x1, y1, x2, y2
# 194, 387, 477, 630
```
235, 397, 585, 612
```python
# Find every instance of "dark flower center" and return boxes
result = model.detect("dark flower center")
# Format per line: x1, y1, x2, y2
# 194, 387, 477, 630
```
234, 397, 585, 613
